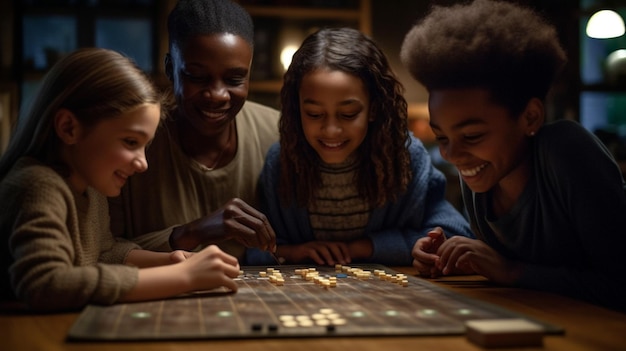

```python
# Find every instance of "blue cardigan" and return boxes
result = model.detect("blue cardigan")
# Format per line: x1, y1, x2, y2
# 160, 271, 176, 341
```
246, 135, 473, 265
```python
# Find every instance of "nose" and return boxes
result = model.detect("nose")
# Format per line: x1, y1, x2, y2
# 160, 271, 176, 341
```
322, 117, 342, 136
132, 153, 148, 173
202, 82, 229, 102
441, 140, 463, 163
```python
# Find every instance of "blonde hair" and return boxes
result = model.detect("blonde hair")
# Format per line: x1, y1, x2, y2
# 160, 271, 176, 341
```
0, 48, 163, 178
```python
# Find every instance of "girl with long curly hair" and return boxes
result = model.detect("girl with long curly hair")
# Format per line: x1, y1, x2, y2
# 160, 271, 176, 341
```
246, 27, 472, 266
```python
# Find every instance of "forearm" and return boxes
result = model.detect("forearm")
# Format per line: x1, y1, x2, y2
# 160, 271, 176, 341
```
170, 216, 227, 251
348, 238, 373, 260
118, 265, 191, 302
369, 230, 414, 265
275, 244, 298, 262
124, 249, 176, 268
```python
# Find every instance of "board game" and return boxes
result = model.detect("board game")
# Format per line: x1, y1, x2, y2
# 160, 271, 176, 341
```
67, 264, 562, 341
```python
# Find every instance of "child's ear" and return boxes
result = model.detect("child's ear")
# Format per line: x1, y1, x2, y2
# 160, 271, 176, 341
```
522, 98, 545, 136
54, 108, 81, 145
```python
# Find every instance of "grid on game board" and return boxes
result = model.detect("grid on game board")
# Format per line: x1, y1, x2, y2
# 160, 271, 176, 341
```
67, 264, 563, 340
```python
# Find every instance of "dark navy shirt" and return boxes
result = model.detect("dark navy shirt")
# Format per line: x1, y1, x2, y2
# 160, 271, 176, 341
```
462, 119, 626, 312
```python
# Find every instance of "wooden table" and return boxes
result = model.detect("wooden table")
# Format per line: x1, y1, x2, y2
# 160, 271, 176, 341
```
2, 267, 625, 351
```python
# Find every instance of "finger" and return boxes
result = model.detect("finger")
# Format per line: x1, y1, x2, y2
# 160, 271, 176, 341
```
455, 251, 475, 275
228, 198, 261, 216
427, 227, 446, 247
412, 258, 433, 277
222, 200, 267, 244
227, 213, 274, 250
315, 245, 336, 266
413, 236, 442, 257
169, 250, 187, 263
413, 249, 440, 264
224, 217, 259, 247
435, 236, 465, 269
441, 244, 469, 275
339, 243, 352, 264
436, 240, 453, 272
458, 250, 487, 277
223, 260, 242, 278
328, 244, 349, 265
308, 250, 326, 265
235, 203, 274, 251
218, 251, 240, 268
201, 245, 240, 267
412, 240, 440, 264
220, 276, 239, 292
430, 264, 441, 278
264, 220, 277, 252
427, 226, 444, 239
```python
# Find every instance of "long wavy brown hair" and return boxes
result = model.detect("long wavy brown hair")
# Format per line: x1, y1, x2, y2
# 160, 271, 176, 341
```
279, 27, 411, 208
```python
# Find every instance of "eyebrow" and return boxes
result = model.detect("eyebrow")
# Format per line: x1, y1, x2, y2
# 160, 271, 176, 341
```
123, 127, 152, 139
302, 98, 362, 106
182, 65, 248, 75
430, 118, 487, 131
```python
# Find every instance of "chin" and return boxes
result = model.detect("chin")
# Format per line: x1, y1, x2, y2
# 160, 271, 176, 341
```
319, 154, 349, 164
465, 183, 491, 194
322, 159, 345, 165
99, 186, 122, 198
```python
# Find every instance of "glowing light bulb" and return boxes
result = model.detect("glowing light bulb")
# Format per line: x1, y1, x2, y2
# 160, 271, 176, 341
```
280, 45, 299, 72
586, 10, 625, 39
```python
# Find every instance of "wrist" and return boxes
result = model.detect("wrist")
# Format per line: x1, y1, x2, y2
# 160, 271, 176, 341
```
170, 224, 203, 251
349, 238, 373, 260
166, 262, 194, 293
275, 245, 291, 263
169, 226, 183, 250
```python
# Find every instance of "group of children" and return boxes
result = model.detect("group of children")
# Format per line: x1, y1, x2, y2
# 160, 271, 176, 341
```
1, 0, 625, 314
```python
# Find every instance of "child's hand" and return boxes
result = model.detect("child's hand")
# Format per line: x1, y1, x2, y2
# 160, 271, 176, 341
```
288, 242, 351, 266
169, 250, 194, 264
438, 238, 521, 284
412, 227, 446, 278
181, 245, 240, 292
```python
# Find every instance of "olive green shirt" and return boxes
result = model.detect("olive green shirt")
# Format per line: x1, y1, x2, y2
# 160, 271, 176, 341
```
109, 101, 280, 259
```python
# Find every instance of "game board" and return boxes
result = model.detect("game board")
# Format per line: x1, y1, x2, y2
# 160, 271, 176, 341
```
67, 264, 562, 341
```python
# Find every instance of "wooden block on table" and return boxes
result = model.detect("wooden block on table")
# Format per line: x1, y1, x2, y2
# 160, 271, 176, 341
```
465, 318, 545, 348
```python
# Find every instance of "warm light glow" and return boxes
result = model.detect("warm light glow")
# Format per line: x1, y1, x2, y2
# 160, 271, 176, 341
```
280, 45, 299, 72
606, 49, 626, 84
607, 49, 626, 64
586, 10, 625, 39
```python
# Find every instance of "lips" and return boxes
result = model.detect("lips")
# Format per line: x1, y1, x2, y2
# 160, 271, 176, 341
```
458, 163, 487, 177
199, 108, 229, 120
114, 170, 130, 185
320, 140, 347, 148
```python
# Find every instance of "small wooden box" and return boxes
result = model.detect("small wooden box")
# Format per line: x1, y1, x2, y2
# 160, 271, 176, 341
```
465, 318, 545, 348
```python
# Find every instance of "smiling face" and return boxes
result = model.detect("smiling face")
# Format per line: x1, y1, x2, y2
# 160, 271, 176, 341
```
167, 33, 251, 136
299, 69, 371, 165
65, 103, 161, 197
428, 88, 535, 194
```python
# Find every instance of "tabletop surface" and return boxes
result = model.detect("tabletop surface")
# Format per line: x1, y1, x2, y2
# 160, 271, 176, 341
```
2, 266, 626, 351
